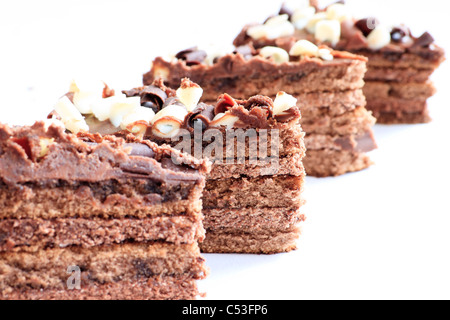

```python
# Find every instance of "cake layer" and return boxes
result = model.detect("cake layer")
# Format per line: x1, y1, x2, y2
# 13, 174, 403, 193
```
200, 228, 301, 254
0, 180, 202, 219
366, 97, 428, 116
0, 216, 204, 252
305, 131, 377, 153
365, 66, 434, 83
374, 110, 431, 124
304, 149, 373, 177
203, 175, 304, 210
295, 89, 366, 117
364, 81, 436, 100
0, 243, 207, 292
146, 54, 367, 101
203, 207, 305, 234
0, 275, 200, 300
208, 153, 305, 180
301, 105, 376, 136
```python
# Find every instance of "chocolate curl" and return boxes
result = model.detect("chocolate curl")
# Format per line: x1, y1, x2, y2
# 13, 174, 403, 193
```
243, 95, 274, 118
209, 112, 240, 129
175, 47, 207, 66
151, 117, 183, 139
125, 120, 149, 139
183, 103, 215, 131
140, 86, 168, 111
215, 93, 237, 115
411, 32, 434, 48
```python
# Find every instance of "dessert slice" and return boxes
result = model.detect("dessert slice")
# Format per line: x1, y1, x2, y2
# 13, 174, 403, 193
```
49, 78, 307, 254
233, 1, 445, 123
143, 42, 377, 177
0, 122, 209, 300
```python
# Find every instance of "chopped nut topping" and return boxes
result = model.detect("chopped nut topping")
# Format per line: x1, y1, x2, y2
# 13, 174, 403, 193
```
259, 46, 290, 63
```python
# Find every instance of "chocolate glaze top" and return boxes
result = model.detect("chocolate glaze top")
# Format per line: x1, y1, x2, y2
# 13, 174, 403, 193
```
0, 122, 210, 186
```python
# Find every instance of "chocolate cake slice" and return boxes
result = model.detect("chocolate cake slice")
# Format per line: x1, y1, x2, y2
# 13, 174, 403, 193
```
233, 1, 445, 123
0, 122, 210, 300
143, 43, 376, 177
48, 78, 306, 254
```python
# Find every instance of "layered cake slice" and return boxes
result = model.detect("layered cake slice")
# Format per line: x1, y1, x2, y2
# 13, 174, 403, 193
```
48, 78, 307, 254
233, 0, 445, 123
0, 122, 210, 300
143, 41, 377, 177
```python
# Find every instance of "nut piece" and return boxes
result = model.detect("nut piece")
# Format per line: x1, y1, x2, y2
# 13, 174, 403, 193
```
260, 46, 290, 63
38, 138, 55, 159
326, 3, 351, 22
109, 96, 141, 127
289, 39, 319, 57
69, 79, 105, 114
315, 20, 341, 46
176, 80, 204, 112
291, 6, 316, 30
247, 14, 295, 40
209, 112, 240, 129
273, 92, 298, 116
54, 96, 89, 134
367, 25, 391, 50
306, 12, 327, 34
318, 48, 334, 61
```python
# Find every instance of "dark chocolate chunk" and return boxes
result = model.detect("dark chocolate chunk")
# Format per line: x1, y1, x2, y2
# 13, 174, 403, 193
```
233, 44, 256, 59
390, 25, 411, 43
354, 18, 379, 37
411, 32, 434, 48
175, 47, 207, 66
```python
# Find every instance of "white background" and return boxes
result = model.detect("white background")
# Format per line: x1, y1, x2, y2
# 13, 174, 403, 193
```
1, 0, 449, 300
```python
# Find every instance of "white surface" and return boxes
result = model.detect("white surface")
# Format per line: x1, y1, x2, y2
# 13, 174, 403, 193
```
1, 0, 449, 300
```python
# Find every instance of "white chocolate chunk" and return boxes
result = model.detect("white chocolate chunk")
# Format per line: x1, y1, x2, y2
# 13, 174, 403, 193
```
120, 107, 155, 130
109, 96, 141, 127
69, 79, 105, 114
151, 104, 188, 125
176, 85, 203, 112
326, 3, 351, 22
54, 96, 84, 122
289, 39, 319, 57
367, 25, 392, 50
43, 117, 65, 131
318, 48, 334, 61
151, 118, 182, 139
260, 46, 290, 63
209, 112, 240, 129
202, 44, 235, 66
306, 12, 327, 34
91, 94, 126, 122
291, 6, 316, 30
273, 92, 298, 116
315, 20, 341, 46
247, 14, 295, 40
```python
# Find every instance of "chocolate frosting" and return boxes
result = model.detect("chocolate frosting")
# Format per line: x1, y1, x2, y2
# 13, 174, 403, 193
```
0, 122, 210, 186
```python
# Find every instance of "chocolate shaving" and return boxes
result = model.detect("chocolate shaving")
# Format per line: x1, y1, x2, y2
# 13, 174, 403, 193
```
354, 18, 379, 37
274, 107, 301, 123
233, 44, 256, 60
162, 97, 186, 110
175, 47, 207, 66
215, 93, 237, 115
183, 103, 215, 131
390, 26, 411, 43
411, 32, 434, 48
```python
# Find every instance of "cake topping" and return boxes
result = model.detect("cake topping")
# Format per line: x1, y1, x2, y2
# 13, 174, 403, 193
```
305, 12, 327, 34
411, 32, 435, 48
289, 39, 333, 60
175, 47, 207, 66
315, 20, 341, 46
69, 79, 106, 114
247, 14, 295, 40
54, 96, 89, 134
354, 18, 379, 37
366, 25, 392, 50
390, 26, 410, 43
325, 3, 351, 22
150, 104, 187, 138
176, 78, 204, 112
273, 91, 298, 116
259, 46, 290, 63
291, 5, 316, 30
